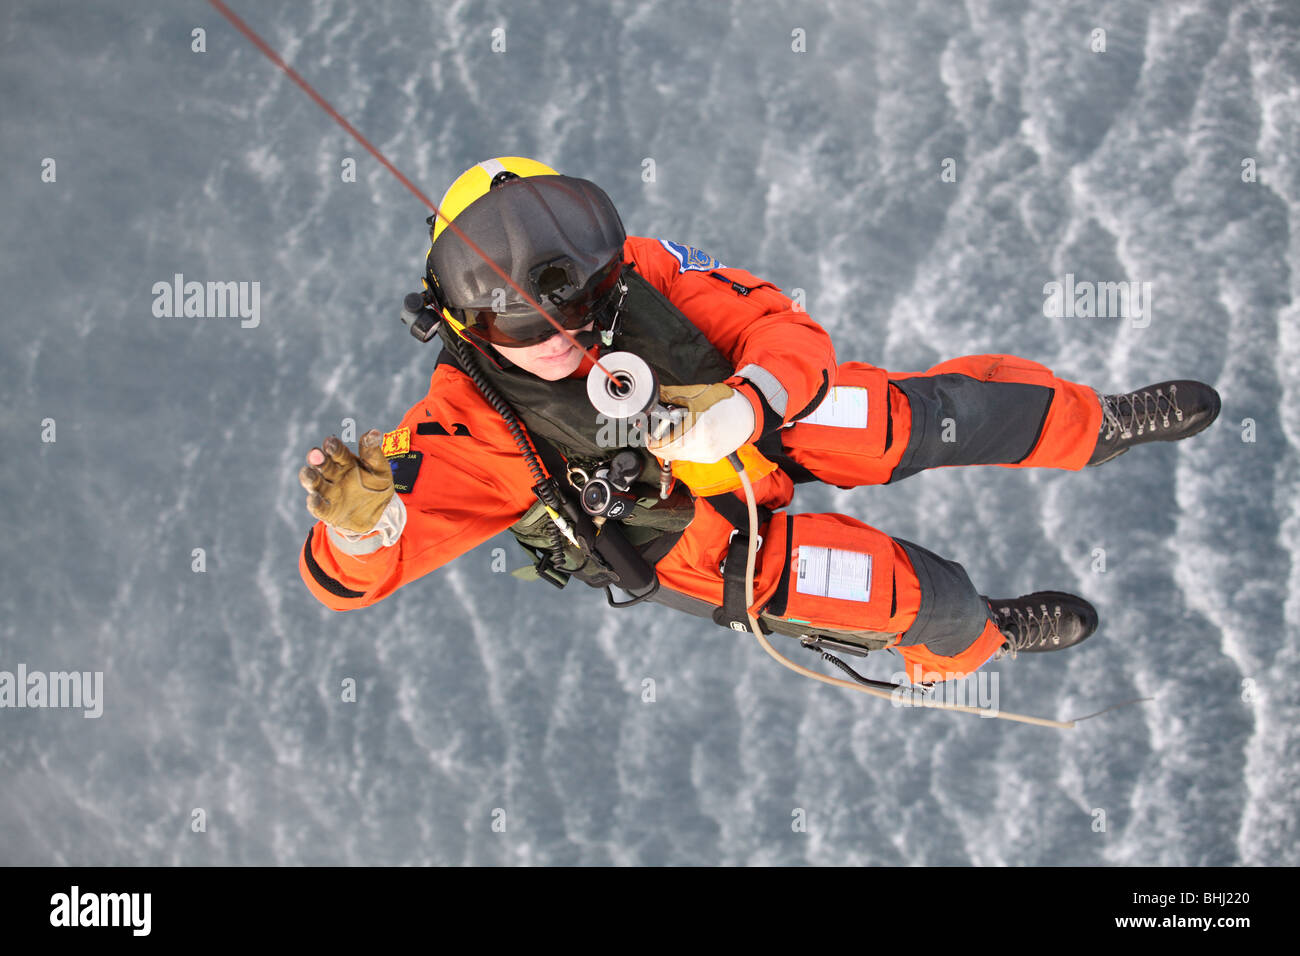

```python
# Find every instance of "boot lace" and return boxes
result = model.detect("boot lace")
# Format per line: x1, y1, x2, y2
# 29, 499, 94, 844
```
992, 601, 1063, 660
1099, 384, 1184, 441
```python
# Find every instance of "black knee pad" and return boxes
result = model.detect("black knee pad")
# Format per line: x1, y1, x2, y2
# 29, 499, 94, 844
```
889, 374, 1053, 482
892, 539, 991, 657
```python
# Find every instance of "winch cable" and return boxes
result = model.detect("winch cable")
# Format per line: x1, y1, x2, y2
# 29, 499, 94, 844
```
206, 0, 620, 387
725, 454, 1150, 729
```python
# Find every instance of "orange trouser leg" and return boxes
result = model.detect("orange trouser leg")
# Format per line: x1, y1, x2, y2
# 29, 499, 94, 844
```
779, 355, 1102, 486
656, 507, 1001, 685
889, 354, 1102, 473
755, 355, 1100, 680
892, 618, 1005, 684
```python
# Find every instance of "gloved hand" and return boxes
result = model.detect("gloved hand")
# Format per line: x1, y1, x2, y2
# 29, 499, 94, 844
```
649, 382, 756, 463
299, 430, 394, 534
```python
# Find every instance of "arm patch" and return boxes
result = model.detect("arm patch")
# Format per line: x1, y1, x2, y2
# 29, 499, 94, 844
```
658, 239, 724, 272
389, 451, 423, 495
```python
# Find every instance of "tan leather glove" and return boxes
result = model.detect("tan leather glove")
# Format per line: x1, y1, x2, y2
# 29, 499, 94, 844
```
649, 382, 756, 463
299, 429, 394, 534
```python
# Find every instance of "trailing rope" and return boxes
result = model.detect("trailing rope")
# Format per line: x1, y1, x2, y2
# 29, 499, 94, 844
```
728, 455, 1082, 729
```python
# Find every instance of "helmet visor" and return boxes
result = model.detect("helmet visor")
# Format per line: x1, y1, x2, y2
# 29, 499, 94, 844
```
457, 262, 624, 348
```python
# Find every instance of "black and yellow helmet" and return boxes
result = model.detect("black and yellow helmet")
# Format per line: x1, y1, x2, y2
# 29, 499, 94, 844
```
423, 157, 627, 348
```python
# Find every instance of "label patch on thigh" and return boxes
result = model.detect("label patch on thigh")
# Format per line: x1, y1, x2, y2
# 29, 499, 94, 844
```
796, 546, 872, 602
801, 387, 869, 429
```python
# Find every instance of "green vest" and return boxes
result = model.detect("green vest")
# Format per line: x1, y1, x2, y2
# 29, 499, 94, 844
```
437, 270, 736, 587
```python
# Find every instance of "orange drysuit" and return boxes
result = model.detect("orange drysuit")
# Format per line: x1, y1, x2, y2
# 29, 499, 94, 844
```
300, 237, 1102, 683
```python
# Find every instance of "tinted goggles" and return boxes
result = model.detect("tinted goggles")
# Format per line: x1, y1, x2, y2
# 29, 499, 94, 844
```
455, 262, 624, 348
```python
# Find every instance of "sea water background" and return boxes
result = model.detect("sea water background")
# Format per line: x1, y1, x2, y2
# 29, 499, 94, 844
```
1, 0, 1297, 865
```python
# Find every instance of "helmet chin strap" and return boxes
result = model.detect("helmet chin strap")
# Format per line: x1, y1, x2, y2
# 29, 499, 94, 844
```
572, 330, 604, 351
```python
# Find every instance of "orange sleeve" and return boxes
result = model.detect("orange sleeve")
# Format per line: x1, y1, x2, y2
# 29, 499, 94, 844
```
298, 364, 538, 611
624, 236, 836, 440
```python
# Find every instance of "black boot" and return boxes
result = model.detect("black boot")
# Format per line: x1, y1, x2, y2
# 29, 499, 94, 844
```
985, 591, 1099, 660
1087, 380, 1221, 466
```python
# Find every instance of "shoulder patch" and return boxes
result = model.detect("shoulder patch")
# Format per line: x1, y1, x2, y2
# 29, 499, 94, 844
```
389, 451, 423, 495
658, 239, 725, 273
382, 427, 411, 458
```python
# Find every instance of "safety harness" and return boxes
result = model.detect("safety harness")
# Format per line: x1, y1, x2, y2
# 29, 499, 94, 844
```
435, 265, 812, 638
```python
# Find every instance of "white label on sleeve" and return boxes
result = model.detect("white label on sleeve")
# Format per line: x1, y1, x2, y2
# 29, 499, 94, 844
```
795, 546, 873, 603
801, 386, 869, 429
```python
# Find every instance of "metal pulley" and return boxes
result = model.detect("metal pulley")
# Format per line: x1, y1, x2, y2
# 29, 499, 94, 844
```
585, 351, 659, 419
585, 351, 682, 499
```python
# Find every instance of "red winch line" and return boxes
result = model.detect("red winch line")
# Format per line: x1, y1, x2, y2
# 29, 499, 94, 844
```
206, 0, 616, 382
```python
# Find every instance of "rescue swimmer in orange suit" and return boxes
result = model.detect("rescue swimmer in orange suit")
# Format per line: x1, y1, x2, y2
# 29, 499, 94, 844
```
297, 157, 1222, 685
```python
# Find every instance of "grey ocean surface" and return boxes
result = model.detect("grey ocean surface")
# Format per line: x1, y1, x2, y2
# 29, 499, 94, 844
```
2, 0, 1297, 865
